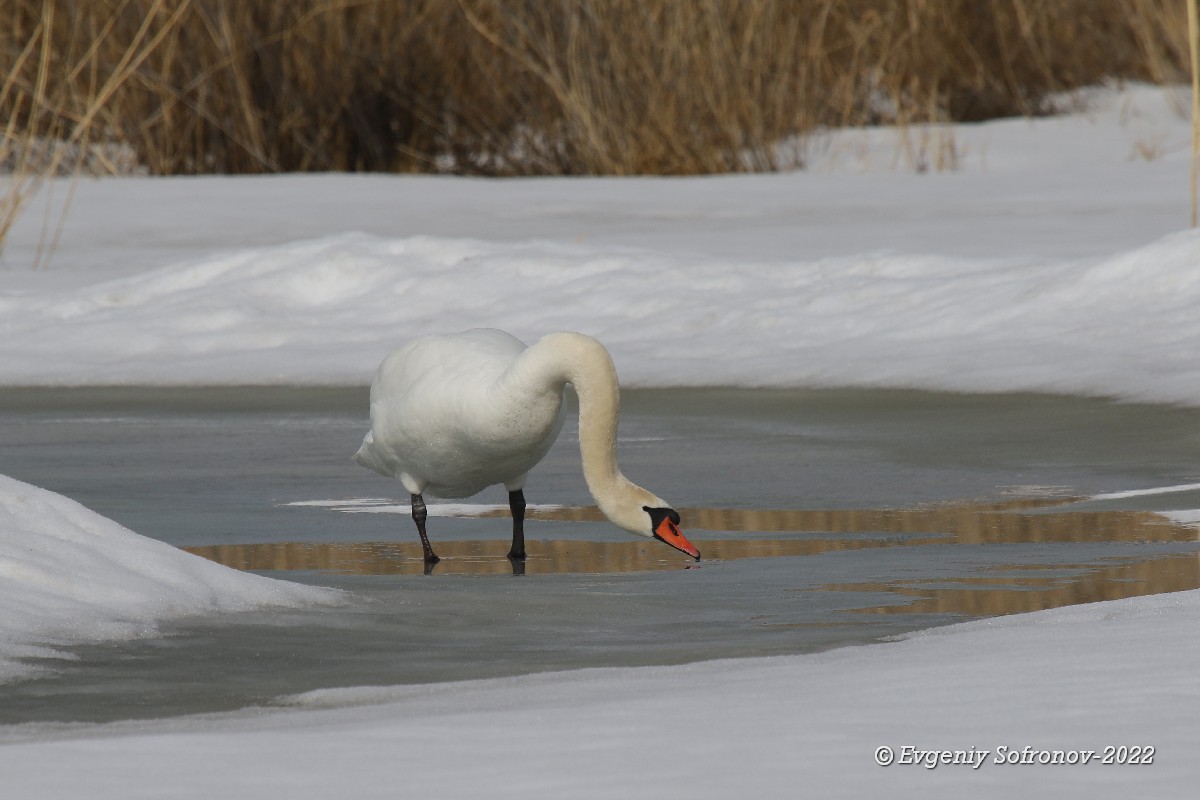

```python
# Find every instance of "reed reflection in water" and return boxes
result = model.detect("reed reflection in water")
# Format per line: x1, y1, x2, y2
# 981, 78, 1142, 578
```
817, 553, 1200, 620
186, 501, 1200, 617
185, 534, 923, 577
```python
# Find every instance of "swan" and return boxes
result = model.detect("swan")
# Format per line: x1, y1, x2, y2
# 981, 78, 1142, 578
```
354, 329, 699, 565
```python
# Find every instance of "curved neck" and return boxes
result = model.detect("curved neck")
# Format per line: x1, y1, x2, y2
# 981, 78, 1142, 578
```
564, 339, 624, 498
507, 333, 647, 525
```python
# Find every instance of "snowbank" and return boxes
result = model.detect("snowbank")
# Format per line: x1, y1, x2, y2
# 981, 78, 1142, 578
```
0, 474, 339, 682
0, 84, 1195, 403
2, 228, 1198, 404
1, 587, 1195, 799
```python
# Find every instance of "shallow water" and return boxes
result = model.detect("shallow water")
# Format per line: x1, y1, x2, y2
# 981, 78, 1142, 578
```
1, 387, 1198, 726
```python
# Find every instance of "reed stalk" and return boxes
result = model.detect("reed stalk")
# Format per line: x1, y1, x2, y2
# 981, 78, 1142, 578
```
1, 0, 192, 263
1188, 0, 1199, 226
0, 0, 1190, 230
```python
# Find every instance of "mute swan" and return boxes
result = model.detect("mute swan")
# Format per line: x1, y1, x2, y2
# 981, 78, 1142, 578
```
354, 329, 699, 565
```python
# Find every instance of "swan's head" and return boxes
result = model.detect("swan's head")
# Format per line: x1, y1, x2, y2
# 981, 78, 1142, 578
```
642, 505, 700, 561
591, 480, 700, 560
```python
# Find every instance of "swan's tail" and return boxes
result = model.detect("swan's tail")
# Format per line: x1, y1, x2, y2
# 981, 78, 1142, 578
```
353, 431, 389, 475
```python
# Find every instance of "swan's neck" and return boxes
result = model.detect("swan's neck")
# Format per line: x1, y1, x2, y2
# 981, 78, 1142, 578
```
510, 333, 660, 534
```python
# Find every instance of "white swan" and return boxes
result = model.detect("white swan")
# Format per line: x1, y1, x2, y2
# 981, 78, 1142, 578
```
354, 329, 699, 565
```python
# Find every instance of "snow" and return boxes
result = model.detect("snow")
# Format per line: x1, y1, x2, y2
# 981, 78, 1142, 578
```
3, 228, 1199, 403
1, 84, 1199, 796
1, 589, 1195, 799
0, 474, 340, 683
2, 85, 1197, 404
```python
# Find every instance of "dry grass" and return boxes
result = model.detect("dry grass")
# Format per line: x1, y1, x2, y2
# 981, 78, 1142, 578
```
1, 0, 192, 261
1, 0, 1192, 184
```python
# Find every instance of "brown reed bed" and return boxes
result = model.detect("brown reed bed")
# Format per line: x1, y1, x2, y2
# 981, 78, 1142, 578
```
1, 0, 1192, 183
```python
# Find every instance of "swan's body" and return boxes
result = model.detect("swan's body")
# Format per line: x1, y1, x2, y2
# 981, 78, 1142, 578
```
355, 329, 698, 564
355, 330, 566, 499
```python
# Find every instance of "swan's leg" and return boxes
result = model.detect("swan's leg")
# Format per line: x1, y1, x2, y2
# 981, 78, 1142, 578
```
411, 493, 439, 564
506, 489, 527, 560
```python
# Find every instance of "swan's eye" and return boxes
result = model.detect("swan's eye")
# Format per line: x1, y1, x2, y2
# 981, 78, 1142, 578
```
643, 506, 681, 530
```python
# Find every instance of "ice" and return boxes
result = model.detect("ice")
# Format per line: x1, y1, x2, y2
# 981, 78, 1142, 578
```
283, 498, 562, 515
1091, 483, 1200, 500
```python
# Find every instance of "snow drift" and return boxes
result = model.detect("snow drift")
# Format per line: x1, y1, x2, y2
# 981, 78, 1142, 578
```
2, 228, 1198, 405
0, 474, 339, 682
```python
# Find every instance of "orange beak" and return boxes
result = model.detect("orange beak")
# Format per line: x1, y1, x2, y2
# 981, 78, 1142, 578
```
654, 516, 701, 561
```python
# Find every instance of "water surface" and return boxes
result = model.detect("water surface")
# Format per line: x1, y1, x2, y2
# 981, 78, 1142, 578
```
1, 387, 1197, 726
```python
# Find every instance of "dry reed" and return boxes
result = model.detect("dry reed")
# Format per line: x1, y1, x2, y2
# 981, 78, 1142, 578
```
1, 0, 1192, 184
1, 0, 192, 261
